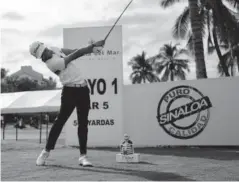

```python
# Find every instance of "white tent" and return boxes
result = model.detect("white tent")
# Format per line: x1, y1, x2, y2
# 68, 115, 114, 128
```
40, 91, 61, 112
0, 90, 61, 114
0, 92, 25, 110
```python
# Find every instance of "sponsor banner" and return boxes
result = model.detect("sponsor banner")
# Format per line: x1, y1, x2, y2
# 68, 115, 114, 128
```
64, 26, 123, 146
123, 77, 239, 146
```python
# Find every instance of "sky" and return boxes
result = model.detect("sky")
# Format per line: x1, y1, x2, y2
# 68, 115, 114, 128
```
0, 0, 235, 87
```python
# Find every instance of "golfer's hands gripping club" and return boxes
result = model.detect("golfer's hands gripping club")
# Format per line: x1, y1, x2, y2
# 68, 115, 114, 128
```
93, 40, 105, 47
92, 40, 105, 54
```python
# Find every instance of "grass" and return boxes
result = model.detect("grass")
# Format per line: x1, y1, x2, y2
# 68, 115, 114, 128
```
1, 139, 239, 181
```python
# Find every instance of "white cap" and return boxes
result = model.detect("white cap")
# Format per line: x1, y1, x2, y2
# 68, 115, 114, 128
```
29, 41, 47, 59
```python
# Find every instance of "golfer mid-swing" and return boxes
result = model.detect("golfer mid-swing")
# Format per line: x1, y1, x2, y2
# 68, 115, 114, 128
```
29, 39, 105, 167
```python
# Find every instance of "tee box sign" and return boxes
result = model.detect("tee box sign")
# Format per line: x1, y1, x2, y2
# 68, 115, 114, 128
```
64, 26, 123, 146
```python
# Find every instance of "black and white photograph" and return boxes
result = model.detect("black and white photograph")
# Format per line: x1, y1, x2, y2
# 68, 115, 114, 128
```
1, 0, 239, 181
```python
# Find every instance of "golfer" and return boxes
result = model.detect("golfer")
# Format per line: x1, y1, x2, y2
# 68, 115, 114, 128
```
29, 39, 105, 167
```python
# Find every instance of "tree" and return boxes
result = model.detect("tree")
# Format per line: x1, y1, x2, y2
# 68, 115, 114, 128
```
160, 0, 239, 77
186, 3, 232, 77
41, 77, 57, 90
1, 76, 17, 93
153, 43, 190, 81
161, 0, 208, 79
1, 76, 57, 93
207, 0, 239, 76
188, 0, 208, 79
15, 77, 38, 91
128, 51, 160, 84
1, 68, 8, 79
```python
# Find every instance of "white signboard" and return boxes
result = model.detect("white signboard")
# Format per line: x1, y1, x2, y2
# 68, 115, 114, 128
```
64, 26, 123, 146
123, 77, 239, 146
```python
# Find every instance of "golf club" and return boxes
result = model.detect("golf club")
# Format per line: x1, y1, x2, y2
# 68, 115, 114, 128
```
104, 0, 134, 42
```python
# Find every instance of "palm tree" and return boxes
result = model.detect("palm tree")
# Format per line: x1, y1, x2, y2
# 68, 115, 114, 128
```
206, 0, 239, 76
128, 51, 160, 84
160, 0, 239, 78
153, 43, 190, 81
188, 0, 208, 79
161, 0, 207, 79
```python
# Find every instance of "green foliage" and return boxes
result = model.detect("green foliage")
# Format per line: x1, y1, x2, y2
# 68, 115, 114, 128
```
1, 72, 57, 93
128, 51, 160, 84
154, 43, 190, 81
128, 43, 190, 84
159, 0, 239, 77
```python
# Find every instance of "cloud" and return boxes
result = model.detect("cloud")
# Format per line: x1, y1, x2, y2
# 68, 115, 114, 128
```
1, 12, 25, 21
37, 24, 65, 37
38, 11, 161, 38
1, 0, 228, 86
2, 50, 30, 64
1, 27, 36, 59
1, 28, 22, 34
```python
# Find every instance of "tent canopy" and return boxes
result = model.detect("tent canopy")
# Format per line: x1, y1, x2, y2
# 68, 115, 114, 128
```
0, 92, 25, 109
0, 90, 61, 114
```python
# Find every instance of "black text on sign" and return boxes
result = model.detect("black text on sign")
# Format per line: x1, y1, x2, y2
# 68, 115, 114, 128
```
87, 78, 118, 95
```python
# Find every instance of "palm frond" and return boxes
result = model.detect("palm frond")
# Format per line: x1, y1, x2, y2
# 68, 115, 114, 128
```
174, 48, 190, 58
174, 59, 190, 72
224, 0, 239, 11
133, 75, 142, 84
145, 72, 160, 83
172, 43, 181, 55
160, 43, 178, 58
160, 0, 182, 8
154, 76, 161, 82
130, 71, 141, 79
179, 48, 190, 55
211, 1, 239, 45
175, 67, 186, 80
172, 7, 190, 39
156, 52, 170, 61
161, 67, 170, 81
147, 56, 158, 64
129, 50, 160, 84
155, 63, 166, 75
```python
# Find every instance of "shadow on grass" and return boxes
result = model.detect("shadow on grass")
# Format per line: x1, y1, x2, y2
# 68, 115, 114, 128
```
137, 161, 158, 165
88, 147, 239, 161
48, 164, 194, 181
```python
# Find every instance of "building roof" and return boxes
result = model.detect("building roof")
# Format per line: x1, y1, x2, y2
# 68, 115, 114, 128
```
11, 66, 43, 80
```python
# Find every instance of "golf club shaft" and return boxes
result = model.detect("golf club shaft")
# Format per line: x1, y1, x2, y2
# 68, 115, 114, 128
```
104, 0, 133, 41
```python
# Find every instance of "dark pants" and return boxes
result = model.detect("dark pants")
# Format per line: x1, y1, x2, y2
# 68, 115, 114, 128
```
45, 86, 90, 155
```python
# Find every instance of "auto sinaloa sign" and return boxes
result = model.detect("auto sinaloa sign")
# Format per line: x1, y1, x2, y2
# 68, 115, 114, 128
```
64, 26, 123, 146
157, 85, 212, 139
